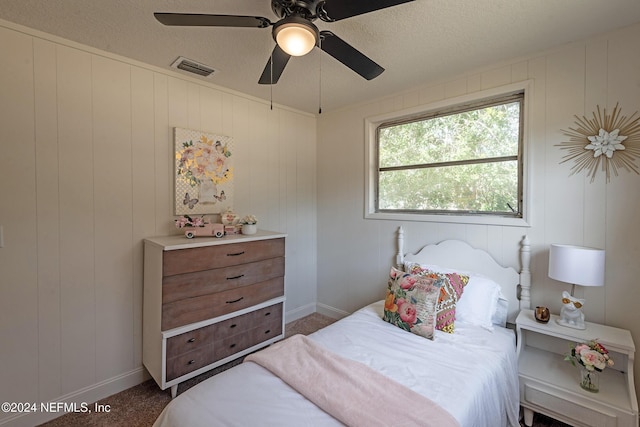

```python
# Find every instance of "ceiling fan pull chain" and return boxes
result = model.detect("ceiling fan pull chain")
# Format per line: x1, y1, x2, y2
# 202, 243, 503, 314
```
270, 49, 274, 110
318, 37, 322, 115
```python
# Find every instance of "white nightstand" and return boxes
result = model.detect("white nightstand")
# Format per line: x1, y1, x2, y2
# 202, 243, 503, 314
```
516, 309, 638, 427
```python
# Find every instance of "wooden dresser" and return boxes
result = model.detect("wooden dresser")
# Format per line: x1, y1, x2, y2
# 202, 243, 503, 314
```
143, 230, 286, 398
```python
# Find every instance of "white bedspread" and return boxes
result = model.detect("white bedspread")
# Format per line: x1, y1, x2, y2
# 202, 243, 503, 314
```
153, 301, 519, 427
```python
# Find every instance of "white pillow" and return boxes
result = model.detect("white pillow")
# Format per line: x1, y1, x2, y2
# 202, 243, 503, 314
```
455, 275, 502, 330
491, 292, 509, 328
403, 262, 505, 330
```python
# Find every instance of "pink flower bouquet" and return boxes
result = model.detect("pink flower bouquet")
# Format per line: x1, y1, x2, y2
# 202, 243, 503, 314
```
565, 339, 614, 372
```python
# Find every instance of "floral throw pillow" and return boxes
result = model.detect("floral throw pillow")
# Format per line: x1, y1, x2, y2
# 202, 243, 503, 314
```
383, 267, 443, 340
405, 263, 469, 333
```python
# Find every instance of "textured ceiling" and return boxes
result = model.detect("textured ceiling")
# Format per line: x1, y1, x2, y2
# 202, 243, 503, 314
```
1, 0, 640, 114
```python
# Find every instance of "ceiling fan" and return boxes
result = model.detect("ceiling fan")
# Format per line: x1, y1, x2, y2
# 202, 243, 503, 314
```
154, 0, 415, 85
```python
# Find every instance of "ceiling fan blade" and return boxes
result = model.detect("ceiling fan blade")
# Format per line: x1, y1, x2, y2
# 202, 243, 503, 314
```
319, 31, 384, 80
258, 45, 291, 85
154, 13, 272, 28
319, 0, 414, 21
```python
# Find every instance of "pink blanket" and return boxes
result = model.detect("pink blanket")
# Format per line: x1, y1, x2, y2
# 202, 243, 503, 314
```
245, 334, 460, 427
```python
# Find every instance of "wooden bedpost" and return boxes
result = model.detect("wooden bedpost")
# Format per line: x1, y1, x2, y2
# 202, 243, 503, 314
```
396, 226, 405, 268
520, 235, 531, 310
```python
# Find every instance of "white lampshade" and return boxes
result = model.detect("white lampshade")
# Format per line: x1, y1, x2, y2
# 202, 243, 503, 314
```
273, 17, 318, 57
548, 244, 605, 287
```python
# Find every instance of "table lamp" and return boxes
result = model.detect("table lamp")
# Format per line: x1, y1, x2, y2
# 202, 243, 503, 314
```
548, 244, 605, 329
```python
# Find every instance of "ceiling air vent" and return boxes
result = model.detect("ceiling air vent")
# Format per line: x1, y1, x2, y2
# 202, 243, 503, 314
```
170, 56, 216, 77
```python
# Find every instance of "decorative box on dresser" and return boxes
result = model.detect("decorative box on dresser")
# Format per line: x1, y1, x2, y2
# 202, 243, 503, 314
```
516, 309, 638, 427
143, 230, 287, 398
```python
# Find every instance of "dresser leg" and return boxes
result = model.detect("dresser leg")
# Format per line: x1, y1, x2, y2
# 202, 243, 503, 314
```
171, 384, 178, 399
523, 408, 534, 426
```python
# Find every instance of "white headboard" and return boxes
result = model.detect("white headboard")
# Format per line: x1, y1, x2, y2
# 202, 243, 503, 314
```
395, 227, 531, 322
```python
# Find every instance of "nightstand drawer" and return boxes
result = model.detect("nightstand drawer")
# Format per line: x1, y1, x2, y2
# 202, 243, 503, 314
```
524, 384, 617, 427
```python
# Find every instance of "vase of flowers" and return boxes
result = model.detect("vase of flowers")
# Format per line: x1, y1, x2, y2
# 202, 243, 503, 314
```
240, 214, 257, 235
565, 339, 614, 393
579, 366, 599, 392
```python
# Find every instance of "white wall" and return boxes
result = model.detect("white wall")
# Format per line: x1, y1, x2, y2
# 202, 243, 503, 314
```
2, 14, 640, 425
317, 23, 640, 399
0, 21, 317, 426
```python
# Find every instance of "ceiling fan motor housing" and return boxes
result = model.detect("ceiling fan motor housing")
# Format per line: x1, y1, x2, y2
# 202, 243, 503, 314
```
271, 0, 323, 20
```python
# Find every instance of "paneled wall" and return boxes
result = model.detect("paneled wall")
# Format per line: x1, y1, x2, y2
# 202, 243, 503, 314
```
0, 21, 317, 425
317, 23, 640, 398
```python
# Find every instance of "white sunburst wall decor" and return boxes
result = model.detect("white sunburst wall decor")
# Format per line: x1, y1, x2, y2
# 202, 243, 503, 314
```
174, 127, 234, 215
557, 103, 640, 182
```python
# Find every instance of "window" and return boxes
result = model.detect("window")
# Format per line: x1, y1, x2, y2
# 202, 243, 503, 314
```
366, 83, 530, 226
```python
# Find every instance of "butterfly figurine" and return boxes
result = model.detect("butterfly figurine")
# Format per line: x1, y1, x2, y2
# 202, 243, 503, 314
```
214, 190, 226, 202
183, 192, 198, 209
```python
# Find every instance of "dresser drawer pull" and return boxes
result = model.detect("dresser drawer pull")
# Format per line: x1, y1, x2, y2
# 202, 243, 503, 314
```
226, 251, 245, 257
264, 312, 271, 316
230, 324, 237, 328
187, 338, 196, 343
229, 343, 236, 349
264, 329, 271, 334
187, 360, 195, 365
226, 296, 244, 304
226, 274, 245, 280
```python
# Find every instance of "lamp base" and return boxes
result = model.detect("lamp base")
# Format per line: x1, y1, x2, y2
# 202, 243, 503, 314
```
556, 317, 586, 330
558, 290, 586, 329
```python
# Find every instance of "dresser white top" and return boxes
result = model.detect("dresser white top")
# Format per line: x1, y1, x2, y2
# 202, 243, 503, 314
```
144, 229, 287, 251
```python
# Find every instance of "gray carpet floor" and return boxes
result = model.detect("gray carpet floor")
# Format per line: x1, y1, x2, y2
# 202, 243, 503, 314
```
38, 312, 568, 427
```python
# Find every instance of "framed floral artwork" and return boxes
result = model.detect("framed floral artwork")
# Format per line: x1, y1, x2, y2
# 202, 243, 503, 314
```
174, 127, 234, 215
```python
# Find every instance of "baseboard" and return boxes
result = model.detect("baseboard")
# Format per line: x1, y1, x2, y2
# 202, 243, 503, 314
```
284, 302, 316, 323
316, 302, 349, 319
0, 367, 149, 427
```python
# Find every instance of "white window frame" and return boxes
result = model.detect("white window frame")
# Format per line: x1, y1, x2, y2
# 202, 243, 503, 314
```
365, 81, 532, 227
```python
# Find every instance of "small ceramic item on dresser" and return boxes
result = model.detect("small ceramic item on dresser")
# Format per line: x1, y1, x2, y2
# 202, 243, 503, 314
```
534, 306, 550, 323
220, 207, 239, 226
240, 214, 258, 235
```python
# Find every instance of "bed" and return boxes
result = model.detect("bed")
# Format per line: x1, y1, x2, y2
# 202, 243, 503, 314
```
153, 227, 531, 427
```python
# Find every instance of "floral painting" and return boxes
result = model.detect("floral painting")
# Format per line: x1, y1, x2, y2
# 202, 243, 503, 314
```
174, 127, 233, 215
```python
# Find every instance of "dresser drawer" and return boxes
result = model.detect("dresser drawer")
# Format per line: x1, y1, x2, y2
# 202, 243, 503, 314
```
166, 344, 216, 382
162, 278, 284, 330
165, 303, 283, 382
166, 324, 216, 359
213, 316, 283, 362
214, 303, 283, 341
162, 257, 284, 304
165, 303, 283, 358
163, 238, 285, 276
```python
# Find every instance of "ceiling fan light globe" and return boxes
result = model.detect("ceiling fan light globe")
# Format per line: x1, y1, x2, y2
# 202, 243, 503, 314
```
273, 17, 318, 56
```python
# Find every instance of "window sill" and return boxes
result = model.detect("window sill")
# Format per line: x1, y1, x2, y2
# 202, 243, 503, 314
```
365, 211, 531, 227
